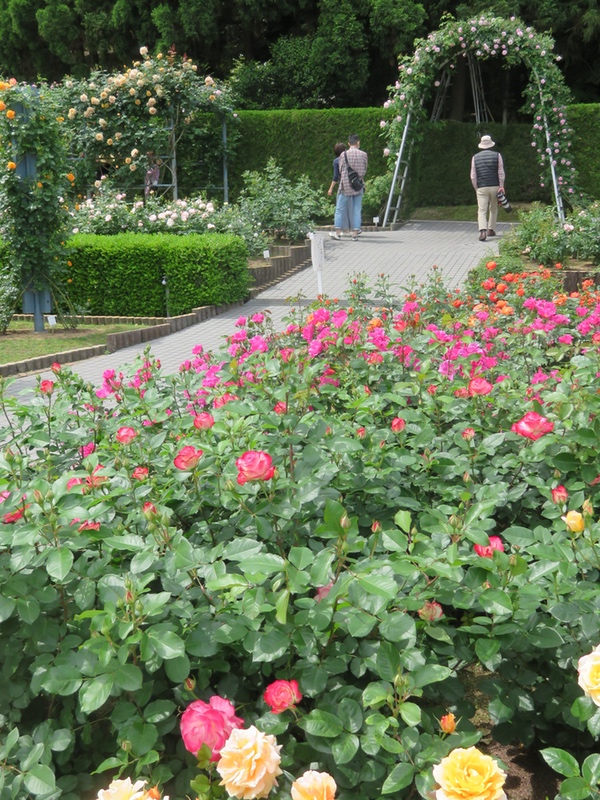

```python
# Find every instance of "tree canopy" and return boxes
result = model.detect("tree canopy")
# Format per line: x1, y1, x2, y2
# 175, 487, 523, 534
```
0, 0, 598, 106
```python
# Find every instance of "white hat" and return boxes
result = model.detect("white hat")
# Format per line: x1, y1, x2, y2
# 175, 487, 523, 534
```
478, 135, 495, 149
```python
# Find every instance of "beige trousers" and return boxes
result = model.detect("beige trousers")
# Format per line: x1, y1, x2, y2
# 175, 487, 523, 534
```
476, 186, 499, 231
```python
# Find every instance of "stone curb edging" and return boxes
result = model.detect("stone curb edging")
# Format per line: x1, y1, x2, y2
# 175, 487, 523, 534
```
0, 239, 314, 379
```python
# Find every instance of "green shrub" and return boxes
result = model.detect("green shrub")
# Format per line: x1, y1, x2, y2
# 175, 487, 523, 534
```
567, 104, 600, 202
67, 233, 249, 317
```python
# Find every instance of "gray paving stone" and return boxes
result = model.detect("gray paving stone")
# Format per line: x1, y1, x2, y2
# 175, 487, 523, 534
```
7, 221, 513, 396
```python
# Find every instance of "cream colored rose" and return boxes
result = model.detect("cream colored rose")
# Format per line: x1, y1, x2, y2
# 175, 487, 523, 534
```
578, 645, 600, 706
291, 771, 336, 800
432, 747, 506, 800
97, 778, 147, 800
217, 726, 282, 799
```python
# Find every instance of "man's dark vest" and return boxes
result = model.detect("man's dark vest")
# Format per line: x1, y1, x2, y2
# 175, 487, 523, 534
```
474, 150, 499, 187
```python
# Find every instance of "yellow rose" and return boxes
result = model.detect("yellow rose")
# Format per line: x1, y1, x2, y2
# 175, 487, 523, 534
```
291, 771, 336, 800
97, 778, 148, 800
578, 645, 600, 706
432, 747, 506, 800
562, 510, 584, 533
217, 726, 282, 800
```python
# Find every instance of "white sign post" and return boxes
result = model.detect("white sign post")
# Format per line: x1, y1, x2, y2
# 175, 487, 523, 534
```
308, 232, 327, 296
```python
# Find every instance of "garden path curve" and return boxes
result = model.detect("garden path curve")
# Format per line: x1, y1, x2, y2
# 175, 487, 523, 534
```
8, 220, 512, 396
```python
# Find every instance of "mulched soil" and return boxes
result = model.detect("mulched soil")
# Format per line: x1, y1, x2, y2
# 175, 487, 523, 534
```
485, 741, 560, 800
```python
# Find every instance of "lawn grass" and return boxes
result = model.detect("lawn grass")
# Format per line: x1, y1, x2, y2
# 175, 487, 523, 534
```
0, 321, 147, 365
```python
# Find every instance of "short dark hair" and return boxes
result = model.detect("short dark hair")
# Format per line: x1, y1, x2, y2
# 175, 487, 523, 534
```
348, 134, 360, 145
334, 142, 346, 157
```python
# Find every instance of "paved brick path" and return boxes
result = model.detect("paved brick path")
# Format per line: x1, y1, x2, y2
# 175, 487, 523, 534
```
7, 220, 513, 395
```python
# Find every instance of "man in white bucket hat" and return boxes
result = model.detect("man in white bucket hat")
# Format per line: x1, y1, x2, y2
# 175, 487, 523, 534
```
470, 134, 506, 242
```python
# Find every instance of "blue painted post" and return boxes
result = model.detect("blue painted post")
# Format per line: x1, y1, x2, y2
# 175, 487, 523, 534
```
13, 94, 50, 332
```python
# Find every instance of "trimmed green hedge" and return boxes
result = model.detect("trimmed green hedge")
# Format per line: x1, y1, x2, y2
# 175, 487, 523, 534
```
566, 104, 600, 200
228, 108, 389, 196
67, 233, 249, 317
202, 105, 600, 207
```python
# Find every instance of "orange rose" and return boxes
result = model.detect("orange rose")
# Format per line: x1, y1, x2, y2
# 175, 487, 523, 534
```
291, 771, 336, 800
6, 109, 15, 119
0, 101, 5, 111
67, 173, 75, 182
6, 161, 16, 170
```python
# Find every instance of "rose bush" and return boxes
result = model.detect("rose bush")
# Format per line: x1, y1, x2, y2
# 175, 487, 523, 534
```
2, 267, 600, 800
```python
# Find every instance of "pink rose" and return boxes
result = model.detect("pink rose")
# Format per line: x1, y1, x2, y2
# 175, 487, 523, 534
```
213, 393, 239, 408
51, 362, 61, 373
80, 441, 95, 458
40, 380, 54, 395
391, 417, 406, 432
551, 485, 568, 504
468, 377, 493, 396
236, 451, 275, 485
511, 411, 554, 440
180, 696, 244, 761
263, 679, 302, 714
315, 582, 334, 602
116, 426, 137, 444
273, 402, 287, 415
143, 502, 157, 516
132, 466, 149, 480
462, 428, 475, 441
193, 412, 215, 430
174, 445, 203, 470
67, 477, 84, 490
474, 536, 504, 558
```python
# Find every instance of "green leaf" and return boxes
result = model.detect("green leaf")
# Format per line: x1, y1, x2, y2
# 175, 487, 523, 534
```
23, 765, 56, 796
357, 574, 398, 600
92, 757, 126, 774
571, 696, 596, 723
113, 664, 143, 691
16, 597, 40, 624
528, 626, 564, 649
0, 595, 16, 621
399, 702, 421, 727
164, 654, 190, 683
46, 547, 74, 581
298, 710, 343, 738
380, 613, 416, 643
80, 674, 114, 714
146, 625, 185, 660
144, 700, 177, 724
394, 510, 412, 533
411, 664, 453, 688
479, 589, 512, 616
338, 698, 363, 732
558, 776, 591, 800
275, 589, 289, 625
362, 681, 392, 708
541, 747, 580, 777
251, 629, 290, 662
331, 732, 359, 764
582, 753, 600, 786
41, 666, 82, 696
381, 762, 416, 794
288, 546, 314, 570
240, 553, 285, 576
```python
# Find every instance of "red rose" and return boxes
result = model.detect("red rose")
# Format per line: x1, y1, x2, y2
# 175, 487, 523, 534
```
116, 426, 137, 444
236, 451, 275, 485
40, 380, 54, 395
132, 466, 149, 480
51, 362, 61, 373
468, 377, 493, 396
143, 501, 157, 517
193, 412, 215, 430
273, 402, 287, 415
174, 445, 203, 470
474, 536, 504, 558
180, 696, 243, 761
263, 679, 302, 714
511, 411, 554, 440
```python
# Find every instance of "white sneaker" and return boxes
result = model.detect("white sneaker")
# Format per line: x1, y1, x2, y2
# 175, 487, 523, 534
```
329, 232, 342, 241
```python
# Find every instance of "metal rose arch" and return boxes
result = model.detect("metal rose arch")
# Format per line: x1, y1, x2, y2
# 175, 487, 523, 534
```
382, 12, 575, 226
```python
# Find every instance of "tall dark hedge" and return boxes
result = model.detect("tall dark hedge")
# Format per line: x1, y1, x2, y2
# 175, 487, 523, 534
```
67, 233, 249, 317
566, 104, 600, 201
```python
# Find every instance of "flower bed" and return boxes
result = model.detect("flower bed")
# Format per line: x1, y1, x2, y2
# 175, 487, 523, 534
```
2, 272, 600, 800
